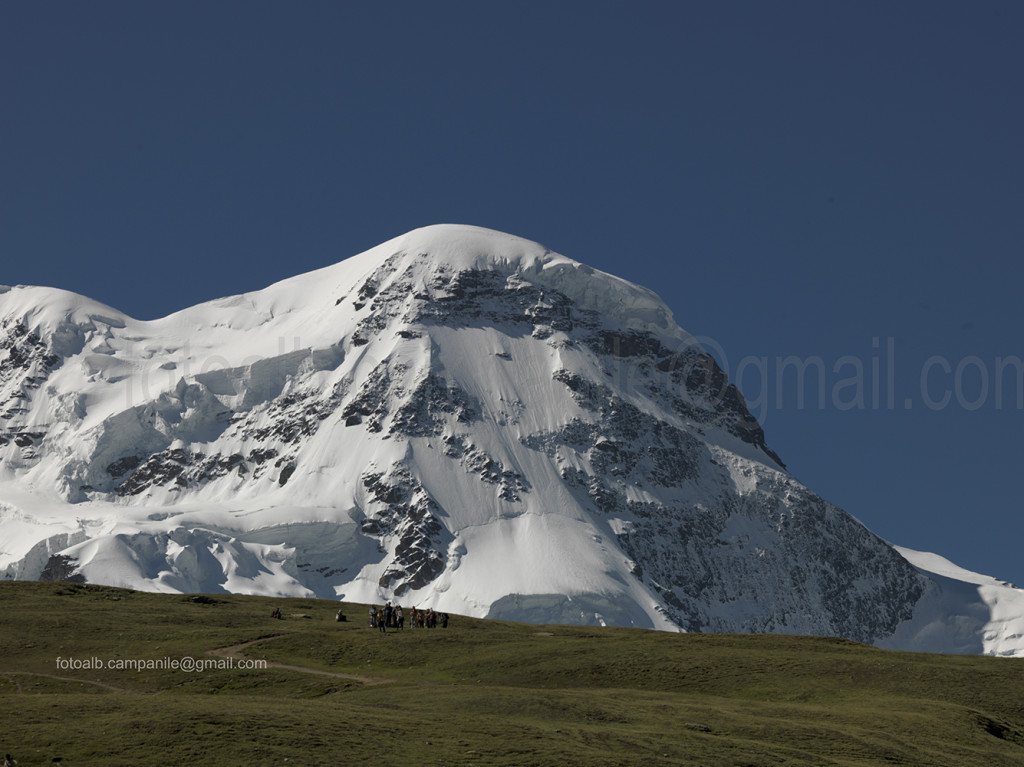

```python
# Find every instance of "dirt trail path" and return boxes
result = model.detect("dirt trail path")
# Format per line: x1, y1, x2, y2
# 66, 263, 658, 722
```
1, 670, 137, 694
208, 634, 394, 686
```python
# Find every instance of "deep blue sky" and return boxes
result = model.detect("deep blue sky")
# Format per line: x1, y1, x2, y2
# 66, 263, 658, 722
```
3, 2, 1022, 586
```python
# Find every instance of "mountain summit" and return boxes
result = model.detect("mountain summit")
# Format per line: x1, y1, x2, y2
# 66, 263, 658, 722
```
2, 225, 1020, 654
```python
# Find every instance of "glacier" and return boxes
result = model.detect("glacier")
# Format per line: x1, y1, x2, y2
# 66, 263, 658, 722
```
0, 224, 1020, 656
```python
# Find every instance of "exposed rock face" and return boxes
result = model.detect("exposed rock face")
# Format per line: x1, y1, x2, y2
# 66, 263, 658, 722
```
361, 467, 449, 596
39, 554, 85, 583
0, 226, 941, 650
0, 320, 63, 463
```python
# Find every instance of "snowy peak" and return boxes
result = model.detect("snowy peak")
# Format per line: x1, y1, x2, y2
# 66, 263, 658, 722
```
328, 224, 691, 345
0, 225, 1019, 657
397, 225, 684, 335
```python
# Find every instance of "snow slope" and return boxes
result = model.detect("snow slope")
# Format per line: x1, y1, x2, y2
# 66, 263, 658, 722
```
1, 224, 1019, 655
881, 547, 1024, 656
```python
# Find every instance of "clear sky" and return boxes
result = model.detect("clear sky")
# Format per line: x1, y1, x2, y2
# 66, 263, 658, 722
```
3, 2, 1022, 586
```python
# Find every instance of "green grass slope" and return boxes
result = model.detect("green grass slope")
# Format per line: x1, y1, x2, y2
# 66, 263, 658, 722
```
1, 581, 1022, 766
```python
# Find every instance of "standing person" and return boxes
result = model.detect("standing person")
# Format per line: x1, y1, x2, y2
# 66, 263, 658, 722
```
409, 607, 418, 628
395, 605, 404, 630
441, 612, 449, 629
384, 601, 394, 628
369, 605, 378, 629
378, 608, 387, 634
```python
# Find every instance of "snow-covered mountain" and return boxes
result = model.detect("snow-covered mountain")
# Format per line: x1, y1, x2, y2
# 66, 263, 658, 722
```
1, 224, 1020, 656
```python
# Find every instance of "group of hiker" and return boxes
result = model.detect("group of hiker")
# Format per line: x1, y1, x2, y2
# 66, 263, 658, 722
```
368, 602, 448, 632
269, 602, 450, 631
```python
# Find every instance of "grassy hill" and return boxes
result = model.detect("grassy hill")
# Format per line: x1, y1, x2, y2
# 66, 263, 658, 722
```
1, 581, 1022, 766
